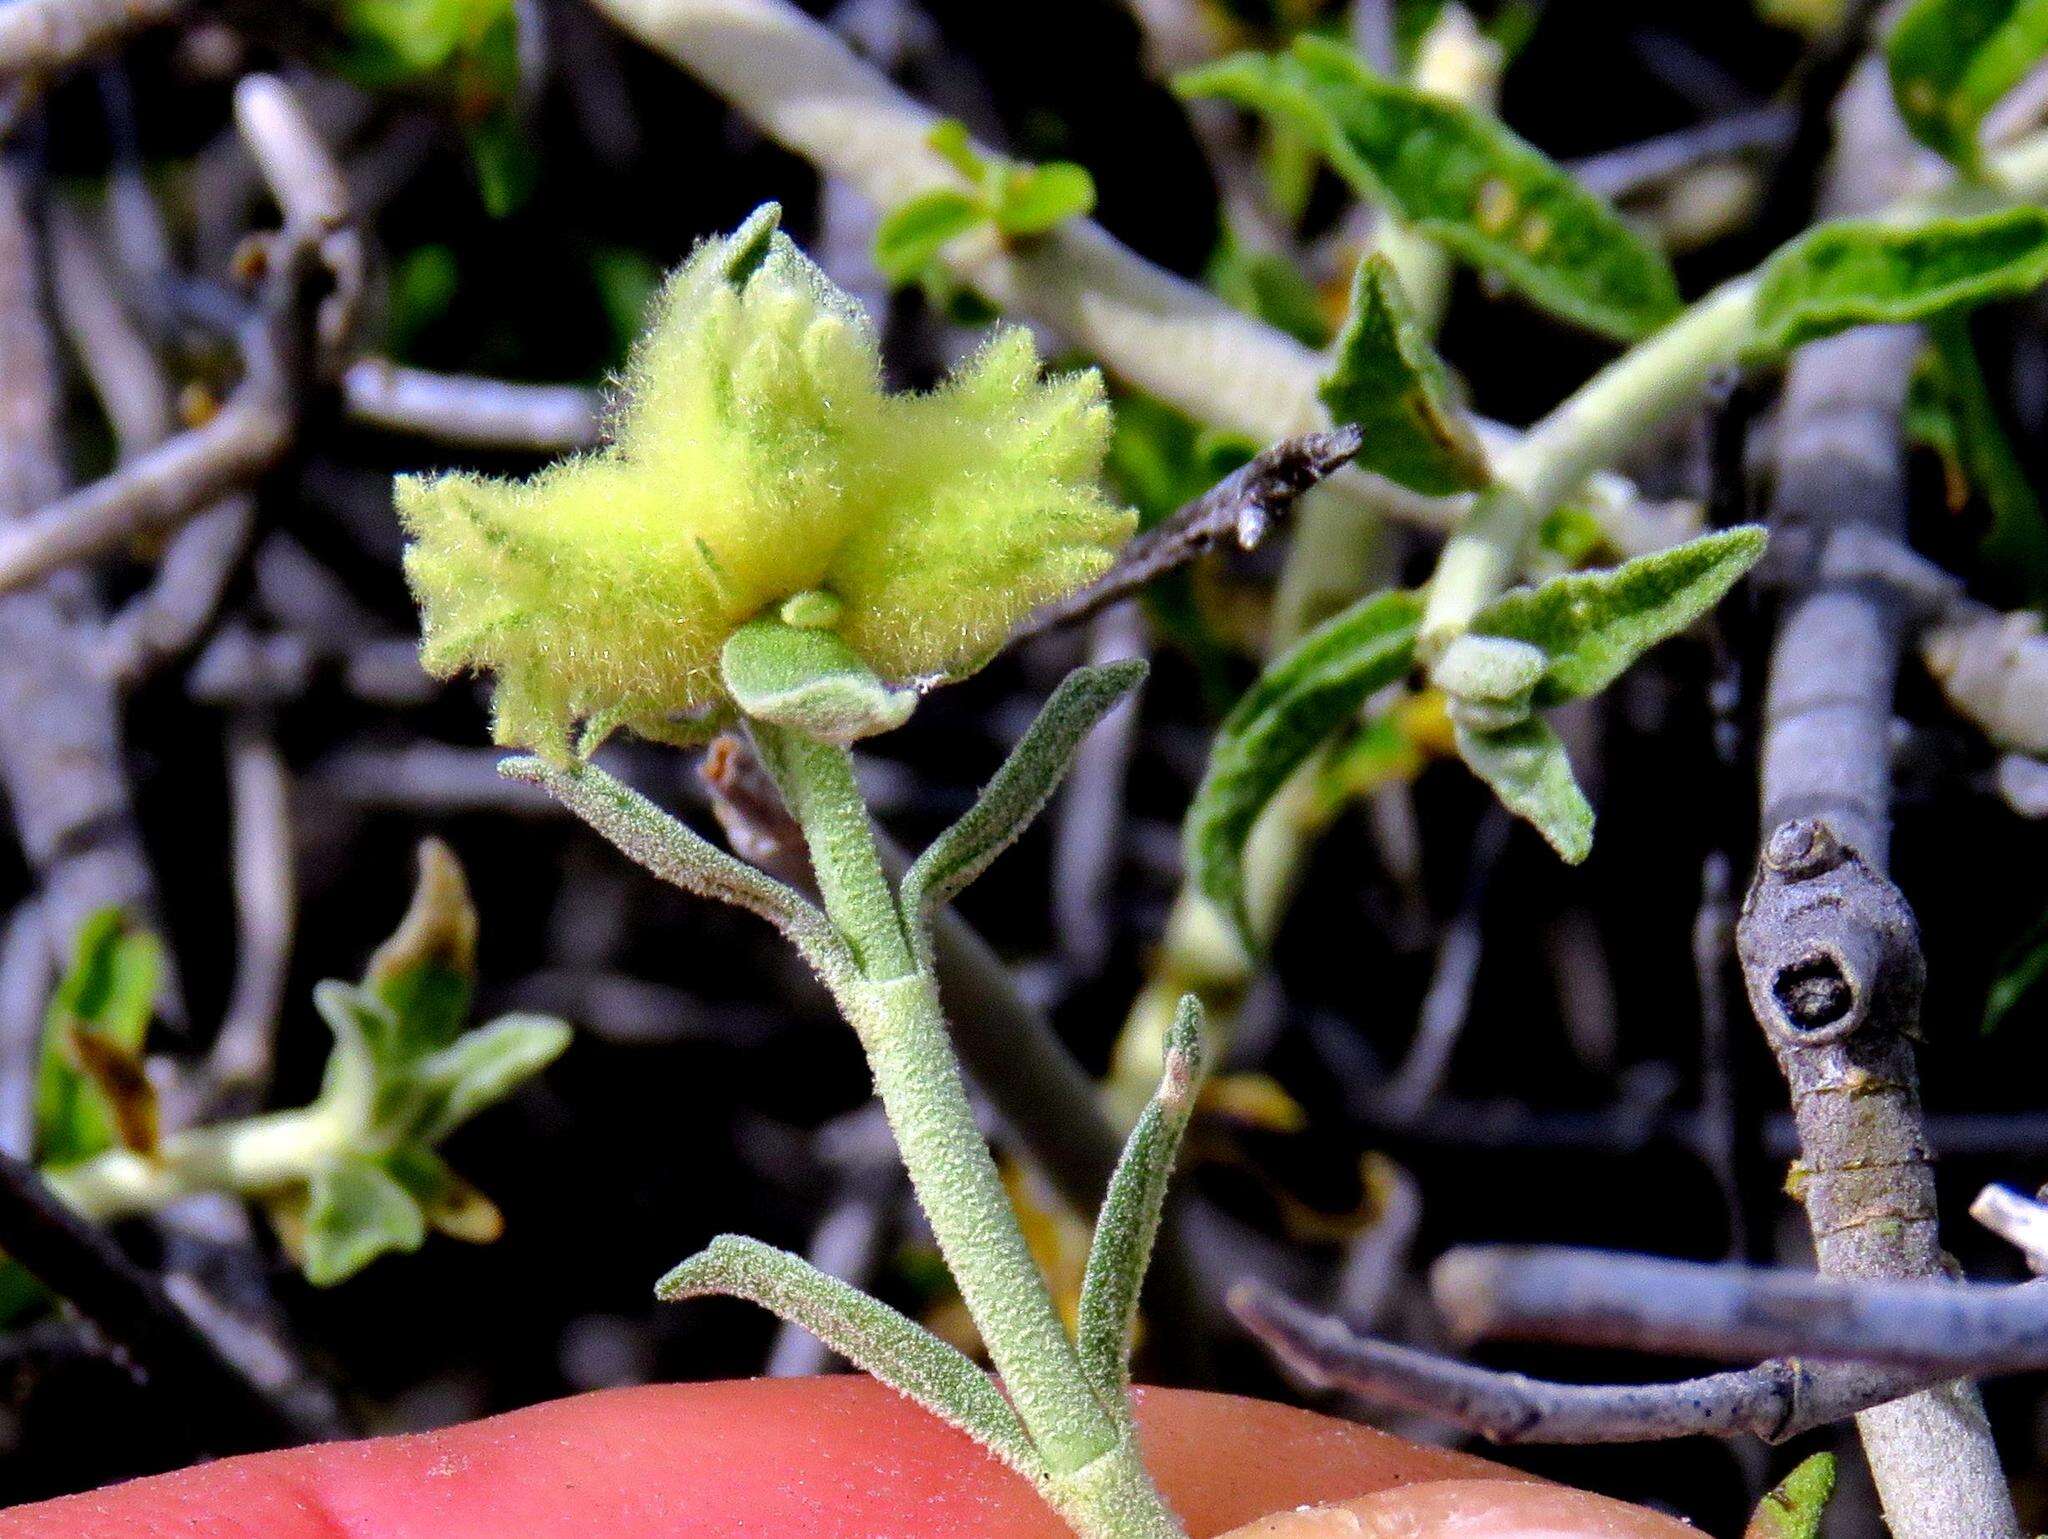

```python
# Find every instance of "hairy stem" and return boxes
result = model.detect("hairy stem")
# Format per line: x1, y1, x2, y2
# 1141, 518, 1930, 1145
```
1419, 279, 1761, 659
751, 724, 1181, 1539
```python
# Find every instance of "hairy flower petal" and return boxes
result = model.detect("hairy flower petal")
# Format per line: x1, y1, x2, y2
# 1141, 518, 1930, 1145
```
398, 206, 1132, 759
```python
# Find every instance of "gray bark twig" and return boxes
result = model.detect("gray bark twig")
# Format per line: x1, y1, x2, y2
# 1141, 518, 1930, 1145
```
1739, 57, 2018, 1539
0, 153, 166, 991
1430, 1244, 2048, 1380
0, 1147, 311, 1451
0, 75, 351, 600
1236, 1279, 1946, 1445
1015, 425, 1365, 641
341, 360, 603, 451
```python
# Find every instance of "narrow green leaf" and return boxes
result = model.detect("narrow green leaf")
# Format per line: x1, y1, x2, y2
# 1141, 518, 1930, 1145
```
1745, 1451, 1837, 1539
1178, 38, 1680, 340
994, 161, 1097, 237
658, 1234, 1043, 1475
900, 660, 1148, 931
503, 757, 853, 983
1887, 0, 2048, 169
1926, 316, 2048, 604
1454, 717, 1593, 862
301, 1156, 428, 1286
720, 616, 918, 744
1753, 208, 2048, 356
36, 909, 161, 1169
874, 190, 987, 284
409, 1014, 572, 1144
1077, 994, 1208, 1406
1320, 254, 1490, 496
1472, 525, 1767, 706
1186, 590, 1422, 951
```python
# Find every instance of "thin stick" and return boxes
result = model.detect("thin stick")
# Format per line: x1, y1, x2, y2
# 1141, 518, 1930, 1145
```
0, 1147, 305, 1451
1016, 427, 1364, 641
0, 74, 352, 599
1235, 1279, 1944, 1445
1738, 57, 2019, 1539
1430, 1244, 2048, 1380
202, 718, 296, 1113
341, 360, 602, 452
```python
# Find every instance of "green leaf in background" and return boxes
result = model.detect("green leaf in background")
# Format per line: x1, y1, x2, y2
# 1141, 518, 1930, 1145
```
658, 1234, 1043, 1475
1453, 716, 1594, 862
1320, 253, 1490, 496
1186, 589, 1422, 951
1986, 908, 2048, 1030
35, 909, 160, 1169
366, 837, 478, 1059
466, 109, 539, 219
874, 120, 1096, 288
300, 1156, 429, 1287
386, 1145, 505, 1242
1177, 37, 1681, 341
1887, 0, 2048, 170
1751, 207, 2048, 355
338, 0, 519, 92
1744, 1451, 1837, 1539
1471, 525, 1767, 706
993, 160, 1097, 236
388, 243, 459, 360
591, 246, 663, 367
1206, 232, 1332, 346
1925, 316, 2048, 605
873, 190, 987, 284
926, 117, 989, 182
406, 1013, 574, 1145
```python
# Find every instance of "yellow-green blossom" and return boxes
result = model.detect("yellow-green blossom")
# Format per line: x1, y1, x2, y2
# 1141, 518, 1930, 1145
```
399, 205, 1132, 760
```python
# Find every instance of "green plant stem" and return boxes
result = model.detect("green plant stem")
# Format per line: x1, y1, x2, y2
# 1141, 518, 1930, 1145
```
1104, 14, 1494, 1112
752, 724, 1179, 1538
1415, 120, 2048, 664
42, 1106, 338, 1219
1418, 277, 1761, 660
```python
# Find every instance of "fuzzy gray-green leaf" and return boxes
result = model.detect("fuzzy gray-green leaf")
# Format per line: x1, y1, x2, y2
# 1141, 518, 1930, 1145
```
1320, 254, 1490, 496
1887, 0, 2048, 169
1178, 38, 1679, 340
1455, 716, 1594, 862
1077, 994, 1207, 1407
658, 1234, 1042, 1475
1744, 1451, 1836, 1539
1752, 208, 2048, 356
900, 660, 1147, 932
1186, 589, 1421, 952
504, 756, 852, 982
1472, 526, 1766, 707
